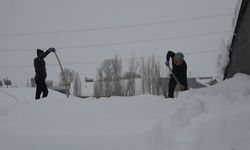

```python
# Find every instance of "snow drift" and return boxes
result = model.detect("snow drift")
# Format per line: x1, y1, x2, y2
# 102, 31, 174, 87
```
0, 73, 250, 150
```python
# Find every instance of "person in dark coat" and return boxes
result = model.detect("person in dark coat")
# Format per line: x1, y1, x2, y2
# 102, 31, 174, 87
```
165, 50, 188, 98
34, 48, 56, 99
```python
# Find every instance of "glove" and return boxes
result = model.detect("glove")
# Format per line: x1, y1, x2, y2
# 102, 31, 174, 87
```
165, 61, 169, 67
180, 84, 185, 91
176, 83, 185, 91
49, 47, 56, 53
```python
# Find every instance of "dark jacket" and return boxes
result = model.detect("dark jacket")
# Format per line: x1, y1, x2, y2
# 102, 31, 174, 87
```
166, 51, 188, 90
34, 49, 52, 81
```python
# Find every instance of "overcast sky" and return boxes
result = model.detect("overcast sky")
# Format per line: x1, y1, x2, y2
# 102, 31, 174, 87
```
0, 0, 239, 86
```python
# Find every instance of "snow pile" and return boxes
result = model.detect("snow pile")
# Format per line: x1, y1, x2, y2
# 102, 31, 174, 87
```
0, 73, 250, 150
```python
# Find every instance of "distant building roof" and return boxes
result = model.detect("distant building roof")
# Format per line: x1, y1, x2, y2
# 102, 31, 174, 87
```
160, 77, 206, 97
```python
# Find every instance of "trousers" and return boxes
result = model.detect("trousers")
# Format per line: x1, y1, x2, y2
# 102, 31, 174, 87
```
35, 79, 48, 99
168, 77, 177, 98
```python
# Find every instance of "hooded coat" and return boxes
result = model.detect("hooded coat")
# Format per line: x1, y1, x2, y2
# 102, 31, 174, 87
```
34, 49, 52, 81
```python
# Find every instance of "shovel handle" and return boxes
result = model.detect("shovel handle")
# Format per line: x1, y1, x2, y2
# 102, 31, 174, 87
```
167, 66, 183, 87
54, 52, 69, 98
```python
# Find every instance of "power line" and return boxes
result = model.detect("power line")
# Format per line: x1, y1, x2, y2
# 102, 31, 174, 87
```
0, 30, 232, 52
0, 49, 221, 69
0, 12, 233, 37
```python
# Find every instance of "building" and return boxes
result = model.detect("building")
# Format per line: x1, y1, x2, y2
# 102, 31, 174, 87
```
0, 78, 13, 88
160, 77, 207, 98
224, 0, 250, 78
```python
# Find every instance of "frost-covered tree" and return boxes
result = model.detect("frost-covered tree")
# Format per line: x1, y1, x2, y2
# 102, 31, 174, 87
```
73, 72, 82, 97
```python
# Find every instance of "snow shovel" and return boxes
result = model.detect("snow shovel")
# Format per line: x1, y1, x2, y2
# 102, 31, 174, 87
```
167, 66, 185, 96
54, 51, 70, 98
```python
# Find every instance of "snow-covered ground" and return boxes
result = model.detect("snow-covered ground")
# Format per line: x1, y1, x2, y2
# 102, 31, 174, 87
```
0, 73, 250, 150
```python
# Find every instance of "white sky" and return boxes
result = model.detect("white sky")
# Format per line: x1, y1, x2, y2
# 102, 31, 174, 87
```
0, 0, 239, 86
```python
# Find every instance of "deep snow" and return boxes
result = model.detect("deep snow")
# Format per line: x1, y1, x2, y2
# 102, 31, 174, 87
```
0, 73, 250, 150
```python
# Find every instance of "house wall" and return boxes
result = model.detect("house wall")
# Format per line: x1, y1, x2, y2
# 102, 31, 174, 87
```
225, 0, 250, 78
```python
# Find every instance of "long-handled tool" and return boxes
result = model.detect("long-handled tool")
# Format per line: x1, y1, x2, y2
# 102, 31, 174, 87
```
54, 51, 69, 98
167, 66, 184, 93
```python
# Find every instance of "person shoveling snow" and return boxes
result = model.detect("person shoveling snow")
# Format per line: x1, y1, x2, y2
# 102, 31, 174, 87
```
165, 50, 188, 98
33, 48, 56, 100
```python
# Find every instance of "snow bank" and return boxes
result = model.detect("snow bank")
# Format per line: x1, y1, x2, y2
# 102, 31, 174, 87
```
0, 73, 250, 150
